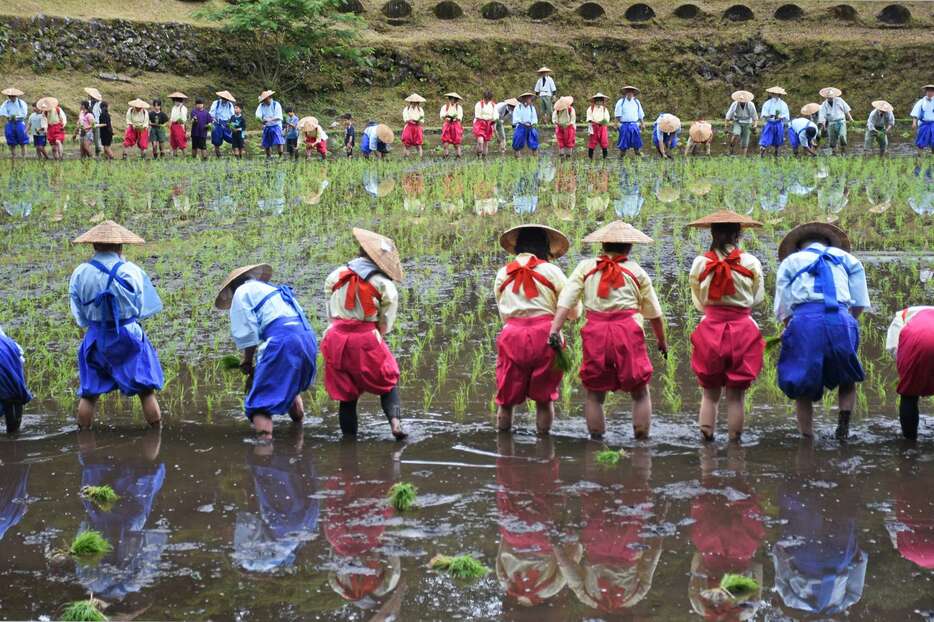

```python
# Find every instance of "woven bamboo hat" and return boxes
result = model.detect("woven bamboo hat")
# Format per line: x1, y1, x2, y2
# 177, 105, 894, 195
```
658, 114, 681, 134
504, 98, 520, 107
765, 86, 787, 96
688, 210, 763, 228
216, 90, 236, 103
258, 90, 275, 102
83, 87, 102, 101
778, 222, 850, 261
554, 96, 574, 111
923, 84, 934, 91
583, 221, 653, 244
73, 220, 145, 245
800, 102, 820, 116
214, 264, 273, 310
731, 90, 754, 103
537, 67, 552, 73
353, 227, 404, 282
622, 85, 640, 93
872, 100, 894, 113
36, 96, 58, 111
298, 116, 319, 132
689, 121, 713, 142
128, 98, 150, 110
444, 92, 463, 100
518, 92, 535, 99
168, 91, 188, 100
405, 93, 426, 103
1, 87, 23, 97
590, 93, 608, 101
375, 123, 395, 144
499, 224, 570, 258
819, 86, 842, 99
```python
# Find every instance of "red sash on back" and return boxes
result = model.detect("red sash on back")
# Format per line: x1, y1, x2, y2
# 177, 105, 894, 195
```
499, 256, 556, 300
333, 269, 382, 316
583, 255, 639, 298
698, 248, 754, 301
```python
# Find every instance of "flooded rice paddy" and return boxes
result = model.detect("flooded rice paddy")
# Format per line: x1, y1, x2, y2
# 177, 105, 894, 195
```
0, 156, 933, 620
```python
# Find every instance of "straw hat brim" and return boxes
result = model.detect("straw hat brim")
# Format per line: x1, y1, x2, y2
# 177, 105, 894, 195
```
819, 87, 842, 99
375, 124, 395, 144
518, 92, 535, 99
2, 87, 24, 97
923, 84, 934, 91
73, 220, 146, 245
688, 210, 763, 228
732, 90, 754, 103
583, 221, 654, 244
299, 116, 319, 132
872, 100, 894, 113
258, 90, 275, 101
353, 228, 404, 282
590, 93, 608, 100
503, 98, 520, 107
499, 224, 570, 259
800, 103, 821, 116
36, 97, 58, 111
128, 99, 151, 109
778, 222, 850, 261
537, 67, 552, 73
766, 87, 787, 95
405, 94, 426, 103
658, 114, 681, 134
215, 264, 273, 310
444, 92, 463, 100
689, 123, 713, 142
82, 87, 102, 100
622, 86, 640, 93
216, 91, 236, 102
168, 92, 188, 100
554, 96, 574, 111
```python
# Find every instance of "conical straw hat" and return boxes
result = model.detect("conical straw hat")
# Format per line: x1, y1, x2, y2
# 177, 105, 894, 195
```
590, 93, 608, 100
375, 124, 395, 144
353, 228, 404, 282
1, 87, 24, 97
73, 220, 146, 245
258, 90, 275, 102
689, 121, 713, 142
444, 92, 463, 100
168, 91, 188, 100
499, 224, 570, 258
765, 86, 787, 95
537, 66, 552, 73
298, 116, 319, 131
554, 96, 574, 111
819, 86, 842, 99
83, 87, 102, 101
688, 210, 763, 228
731, 90, 754, 103
658, 114, 681, 134
405, 93, 426, 103
800, 102, 820, 116
778, 222, 850, 261
503, 98, 520, 107
216, 90, 236, 102
872, 100, 894, 113
128, 98, 150, 109
583, 221, 654, 244
923, 84, 934, 92
518, 92, 535, 99
621, 85, 640, 93
214, 264, 273, 310
36, 96, 58, 111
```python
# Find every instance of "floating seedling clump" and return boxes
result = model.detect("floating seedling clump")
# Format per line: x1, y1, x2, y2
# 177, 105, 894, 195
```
720, 573, 760, 598
595, 448, 626, 466
80, 485, 119, 510
61, 600, 107, 621
388, 482, 417, 511
69, 530, 113, 559
430, 554, 490, 580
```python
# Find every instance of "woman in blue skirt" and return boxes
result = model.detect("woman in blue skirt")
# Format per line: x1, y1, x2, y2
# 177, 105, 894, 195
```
0, 325, 32, 434
215, 264, 318, 438
69, 221, 164, 429
255, 90, 285, 159
652, 113, 681, 159
774, 222, 870, 440
759, 86, 790, 157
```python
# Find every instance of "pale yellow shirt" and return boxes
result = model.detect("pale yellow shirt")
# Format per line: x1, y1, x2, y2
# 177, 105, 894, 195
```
440, 103, 463, 122
402, 105, 424, 123
474, 100, 496, 121
169, 104, 188, 124
494, 253, 579, 322
552, 107, 576, 127
886, 306, 934, 355
586, 105, 611, 124
559, 256, 662, 325
125, 108, 150, 129
689, 246, 765, 311
324, 266, 399, 333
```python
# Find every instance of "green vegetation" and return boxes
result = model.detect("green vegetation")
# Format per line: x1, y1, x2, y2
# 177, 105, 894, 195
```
69, 530, 113, 559
429, 554, 490, 580
720, 573, 760, 599
79, 485, 119, 510
595, 448, 625, 466
219, 355, 242, 370
388, 482, 418, 511
60, 600, 108, 622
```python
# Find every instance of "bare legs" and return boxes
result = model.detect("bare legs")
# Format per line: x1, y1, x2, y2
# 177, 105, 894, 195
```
497, 401, 554, 436
794, 383, 855, 439
77, 390, 161, 429
585, 387, 651, 440
699, 386, 746, 442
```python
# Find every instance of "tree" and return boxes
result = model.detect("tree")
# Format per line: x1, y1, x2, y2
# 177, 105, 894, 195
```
198, 0, 370, 94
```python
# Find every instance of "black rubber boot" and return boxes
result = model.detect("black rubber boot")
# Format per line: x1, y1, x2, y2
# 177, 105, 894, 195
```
338, 400, 358, 436
3, 402, 22, 435
900, 396, 920, 440
587, 148, 594, 159
602, 148, 608, 159
835, 410, 851, 441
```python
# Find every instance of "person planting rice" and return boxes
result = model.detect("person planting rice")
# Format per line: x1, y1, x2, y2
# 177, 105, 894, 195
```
586, 93, 611, 160
167, 92, 188, 156
652, 113, 680, 159
684, 119, 713, 157
74, 100, 95, 160
725, 90, 758, 156
148, 99, 168, 160
38, 96, 66, 160
774, 222, 870, 440
552, 96, 576, 158
361, 120, 392, 159
687, 211, 766, 442
321, 228, 406, 441
548, 221, 666, 440
818, 87, 853, 155
401, 93, 425, 158
122, 99, 150, 159
494, 97, 517, 155
284, 106, 300, 160
864, 100, 895, 157
0, 87, 29, 159
97, 101, 114, 160
511, 92, 539, 157
759, 86, 789, 157
789, 103, 820, 157
209, 90, 236, 157
27, 103, 48, 160
911, 84, 934, 155
440, 92, 464, 158
84, 87, 103, 157
494, 225, 578, 435
214, 264, 318, 439
886, 306, 934, 440
255, 90, 285, 158
230, 104, 246, 159
0, 325, 32, 435
189, 98, 212, 160
69, 221, 164, 429
534, 67, 557, 124
299, 116, 327, 160
341, 113, 355, 157
473, 91, 497, 158
614, 86, 645, 157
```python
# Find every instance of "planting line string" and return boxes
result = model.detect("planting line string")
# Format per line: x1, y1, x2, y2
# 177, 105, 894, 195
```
452, 444, 552, 462
400, 459, 496, 469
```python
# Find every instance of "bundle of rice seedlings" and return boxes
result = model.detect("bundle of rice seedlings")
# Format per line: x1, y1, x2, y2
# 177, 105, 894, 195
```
595, 448, 626, 466
60, 599, 107, 621
219, 354, 241, 370
551, 345, 573, 373
80, 485, 119, 510
763, 334, 782, 353
69, 530, 112, 559
387, 482, 417, 512
429, 554, 490, 580
720, 573, 760, 599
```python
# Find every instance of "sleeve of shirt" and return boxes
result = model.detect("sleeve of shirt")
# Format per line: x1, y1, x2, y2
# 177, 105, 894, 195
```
549, 267, 580, 321
845, 256, 870, 310
638, 272, 663, 320
614, 99, 622, 119
556, 262, 586, 310
273, 103, 283, 123
378, 279, 399, 333
125, 109, 133, 126
910, 100, 922, 119
531, 107, 538, 125
229, 289, 261, 350
842, 100, 852, 114
725, 102, 736, 120
69, 268, 89, 328
60, 109, 67, 126
750, 103, 758, 120
493, 267, 507, 322
551, 109, 558, 124
570, 108, 576, 124
818, 105, 827, 125
255, 104, 264, 122
750, 256, 765, 306
457, 106, 464, 122
773, 258, 794, 321
637, 101, 645, 121
885, 312, 904, 356
781, 102, 790, 121
688, 256, 707, 312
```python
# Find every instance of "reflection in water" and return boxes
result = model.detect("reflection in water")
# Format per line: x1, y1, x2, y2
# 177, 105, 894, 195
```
724, 182, 755, 215
586, 168, 610, 213
75, 429, 168, 601
323, 442, 400, 609
363, 170, 396, 199
773, 442, 867, 616
474, 179, 499, 216
512, 172, 539, 215
615, 167, 644, 218
257, 170, 286, 214
817, 176, 850, 214
402, 172, 425, 212
0, 451, 29, 541
551, 165, 577, 212
886, 456, 934, 571
233, 425, 319, 573
787, 171, 815, 197
3, 178, 32, 218
758, 173, 788, 213
909, 166, 934, 216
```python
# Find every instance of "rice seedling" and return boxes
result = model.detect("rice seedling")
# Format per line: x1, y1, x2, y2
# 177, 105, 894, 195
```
388, 482, 418, 512
219, 355, 241, 370
60, 599, 108, 622
595, 448, 626, 466
429, 554, 490, 580
720, 573, 760, 599
79, 485, 119, 510
69, 530, 113, 559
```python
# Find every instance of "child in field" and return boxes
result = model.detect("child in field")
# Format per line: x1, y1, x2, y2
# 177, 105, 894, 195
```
552, 96, 576, 158
285, 106, 300, 160
98, 101, 114, 160
230, 104, 246, 159
190, 98, 212, 160
789, 103, 820, 157
148, 99, 168, 159
652, 113, 680, 159
440, 92, 464, 158
41, 98, 66, 160
0, 324, 32, 435
321, 228, 406, 440
911, 84, 934, 155
494, 98, 517, 155
886, 306, 934, 440
759, 86, 790, 157
473, 91, 496, 158
0, 87, 29, 160
123, 99, 150, 159
301, 116, 328, 160
865, 100, 895, 157
361, 120, 378, 158
168, 92, 188, 156
511, 92, 539, 156
402, 93, 425, 158
725, 90, 758, 156
586, 93, 611, 160
28, 103, 48, 159
342, 113, 355, 157
684, 119, 713, 157
75, 100, 95, 159
614, 86, 645, 157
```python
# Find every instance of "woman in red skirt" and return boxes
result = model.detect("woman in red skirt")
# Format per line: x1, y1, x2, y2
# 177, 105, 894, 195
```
886, 305, 934, 440
401, 93, 425, 158
494, 224, 576, 435
472, 90, 496, 158
552, 96, 576, 158
688, 211, 765, 441
549, 221, 667, 439
586, 93, 611, 159
439, 92, 464, 158
321, 227, 407, 440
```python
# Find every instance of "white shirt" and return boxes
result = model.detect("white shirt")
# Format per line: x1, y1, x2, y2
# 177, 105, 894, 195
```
866, 109, 894, 130
255, 100, 283, 127
512, 103, 538, 126
818, 98, 851, 124
0, 98, 27, 120
440, 103, 463, 122
886, 306, 934, 355
725, 101, 758, 123
402, 105, 424, 123
91, 100, 102, 123
229, 279, 304, 350
911, 97, 934, 122
586, 105, 611, 124
534, 75, 556, 96
169, 103, 188, 124
614, 98, 645, 123
789, 118, 818, 144
474, 100, 496, 121
760, 98, 790, 121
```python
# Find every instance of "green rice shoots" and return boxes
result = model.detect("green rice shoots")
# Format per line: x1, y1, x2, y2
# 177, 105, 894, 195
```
763, 334, 782, 353
69, 530, 113, 559
595, 448, 625, 466
60, 600, 107, 622
80, 485, 119, 510
720, 573, 760, 599
219, 354, 241, 370
551, 344, 573, 373
388, 482, 417, 512
430, 554, 491, 580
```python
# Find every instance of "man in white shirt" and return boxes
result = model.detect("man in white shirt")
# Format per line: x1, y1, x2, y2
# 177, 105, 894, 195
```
817, 87, 853, 155
534, 67, 557, 125
864, 100, 895, 157
613, 86, 645, 157
911, 84, 934, 154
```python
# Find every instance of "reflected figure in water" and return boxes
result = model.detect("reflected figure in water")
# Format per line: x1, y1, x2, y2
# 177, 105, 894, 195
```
75, 428, 168, 601
256, 169, 286, 214
363, 169, 396, 199
886, 455, 934, 572
323, 442, 400, 609
908, 165, 934, 216
473, 180, 499, 216
689, 445, 765, 620
758, 173, 788, 213
556, 446, 662, 614
0, 447, 29, 541
585, 168, 609, 213
773, 441, 867, 617
495, 436, 570, 608
2, 178, 32, 218
233, 424, 318, 572
614, 167, 644, 218
816, 176, 849, 214
551, 164, 577, 212
401, 171, 425, 213
511, 172, 539, 215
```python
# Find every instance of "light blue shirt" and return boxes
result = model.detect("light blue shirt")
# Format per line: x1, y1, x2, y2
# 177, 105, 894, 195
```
773, 242, 870, 321
614, 98, 644, 123
0, 98, 27, 120
255, 101, 283, 127
69, 252, 162, 338
790, 117, 818, 145
0, 326, 23, 359
512, 104, 538, 126
210, 99, 235, 123
761, 98, 790, 122
652, 114, 679, 144
910, 97, 934, 122
229, 279, 303, 350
